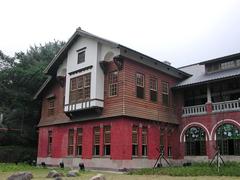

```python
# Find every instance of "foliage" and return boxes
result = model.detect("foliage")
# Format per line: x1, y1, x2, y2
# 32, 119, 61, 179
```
127, 162, 240, 176
0, 146, 37, 163
0, 41, 65, 148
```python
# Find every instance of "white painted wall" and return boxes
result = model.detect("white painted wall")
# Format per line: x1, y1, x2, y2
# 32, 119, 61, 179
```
61, 36, 120, 109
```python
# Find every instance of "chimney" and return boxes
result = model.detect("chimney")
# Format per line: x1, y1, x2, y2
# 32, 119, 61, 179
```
163, 61, 171, 66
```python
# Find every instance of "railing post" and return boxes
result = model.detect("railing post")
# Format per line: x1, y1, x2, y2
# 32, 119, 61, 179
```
205, 102, 212, 114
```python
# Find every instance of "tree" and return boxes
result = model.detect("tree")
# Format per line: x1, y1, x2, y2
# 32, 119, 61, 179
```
0, 40, 65, 146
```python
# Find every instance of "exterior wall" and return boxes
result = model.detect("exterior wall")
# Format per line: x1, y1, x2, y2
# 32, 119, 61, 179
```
39, 79, 69, 126
64, 37, 120, 106
37, 116, 178, 169
123, 58, 179, 124
179, 107, 240, 159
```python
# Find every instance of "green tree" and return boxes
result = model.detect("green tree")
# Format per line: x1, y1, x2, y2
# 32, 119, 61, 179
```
0, 40, 65, 146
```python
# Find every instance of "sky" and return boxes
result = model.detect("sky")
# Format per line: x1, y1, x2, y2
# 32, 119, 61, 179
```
0, 0, 240, 67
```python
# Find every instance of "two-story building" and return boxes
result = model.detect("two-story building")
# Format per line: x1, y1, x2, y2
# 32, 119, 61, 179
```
34, 28, 240, 169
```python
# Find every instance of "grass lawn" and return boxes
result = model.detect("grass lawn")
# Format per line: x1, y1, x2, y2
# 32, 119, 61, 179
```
0, 163, 239, 180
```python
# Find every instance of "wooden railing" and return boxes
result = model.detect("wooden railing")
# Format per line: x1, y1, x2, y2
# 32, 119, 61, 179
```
212, 99, 240, 112
182, 104, 206, 116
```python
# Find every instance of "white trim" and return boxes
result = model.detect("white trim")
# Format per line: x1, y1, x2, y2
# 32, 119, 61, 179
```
180, 122, 210, 142
210, 119, 240, 141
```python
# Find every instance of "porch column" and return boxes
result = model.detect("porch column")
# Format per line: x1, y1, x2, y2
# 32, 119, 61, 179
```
206, 84, 212, 113
207, 84, 211, 103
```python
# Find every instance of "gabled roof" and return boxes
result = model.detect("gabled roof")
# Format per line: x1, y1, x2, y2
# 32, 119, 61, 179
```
44, 27, 119, 75
35, 28, 190, 100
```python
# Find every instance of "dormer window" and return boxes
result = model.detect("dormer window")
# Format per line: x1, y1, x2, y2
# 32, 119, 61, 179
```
206, 59, 240, 73
77, 51, 85, 64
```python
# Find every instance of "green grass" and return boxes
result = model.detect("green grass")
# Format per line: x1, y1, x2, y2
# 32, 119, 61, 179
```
128, 162, 240, 176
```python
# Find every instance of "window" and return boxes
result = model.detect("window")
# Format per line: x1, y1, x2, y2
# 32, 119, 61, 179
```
142, 127, 148, 156
48, 99, 55, 116
132, 125, 138, 156
136, 73, 145, 99
68, 129, 74, 156
77, 51, 85, 64
150, 78, 158, 102
69, 73, 91, 104
109, 71, 118, 97
93, 127, 100, 156
168, 146, 172, 157
76, 128, 83, 156
216, 124, 240, 155
104, 126, 111, 156
221, 61, 235, 70
162, 82, 169, 106
47, 131, 52, 156
185, 127, 206, 156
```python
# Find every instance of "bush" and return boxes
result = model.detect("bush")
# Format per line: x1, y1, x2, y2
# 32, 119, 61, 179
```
0, 146, 37, 163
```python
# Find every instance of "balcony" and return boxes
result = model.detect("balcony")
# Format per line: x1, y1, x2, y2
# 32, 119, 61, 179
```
182, 99, 240, 117
64, 99, 104, 112
182, 104, 206, 117
212, 99, 240, 113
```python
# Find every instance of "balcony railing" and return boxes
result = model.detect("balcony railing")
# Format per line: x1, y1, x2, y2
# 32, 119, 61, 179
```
212, 99, 240, 113
182, 99, 240, 116
182, 104, 206, 116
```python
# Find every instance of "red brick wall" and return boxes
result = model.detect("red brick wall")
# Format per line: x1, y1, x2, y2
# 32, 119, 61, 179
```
37, 116, 179, 160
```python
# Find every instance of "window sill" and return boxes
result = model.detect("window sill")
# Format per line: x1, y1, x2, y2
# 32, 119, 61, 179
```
92, 155, 101, 158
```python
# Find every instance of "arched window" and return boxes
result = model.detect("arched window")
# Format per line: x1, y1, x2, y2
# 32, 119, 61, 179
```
216, 123, 240, 155
185, 127, 206, 156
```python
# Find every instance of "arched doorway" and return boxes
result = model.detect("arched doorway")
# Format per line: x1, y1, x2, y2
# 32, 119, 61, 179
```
185, 126, 206, 156
216, 123, 240, 155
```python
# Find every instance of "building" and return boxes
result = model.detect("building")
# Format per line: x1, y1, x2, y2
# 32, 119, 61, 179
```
34, 28, 240, 169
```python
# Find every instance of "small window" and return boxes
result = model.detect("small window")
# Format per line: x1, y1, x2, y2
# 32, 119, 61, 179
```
68, 129, 74, 156
47, 131, 52, 156
104, 126, 111, 156
150, 78, 158, 102
48, 99, 55, 116
132, 125, 138, 156
142, 127, 148, 156
109, 71, 118, 97
93, 127, 100, 156
168, 146, 172, 157
162, 82, 169, 106
136, 73, 145, 99
221, 61, 235, 70
77, 51, 85, 64
76, 128, 83, 156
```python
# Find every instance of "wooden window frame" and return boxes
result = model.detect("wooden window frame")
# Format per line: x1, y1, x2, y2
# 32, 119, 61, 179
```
109, 71, 118, 97
69, 73, 91, 104
68, 129, 74, 156
76, 128, 83, 156
136, 73, 145, 99
132, 125, 139, 156
142, 127, 148, 156
93, 127, 100, 156
103, 126, 111, 156
47, 130, 52, 156
150, 78, 158, 102
77, 50, 85, 64
47, 99, 55, 116
162, 81, 169, 106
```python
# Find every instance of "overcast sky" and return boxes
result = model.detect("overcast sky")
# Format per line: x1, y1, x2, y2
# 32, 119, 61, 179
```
0, 0, 240, 67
